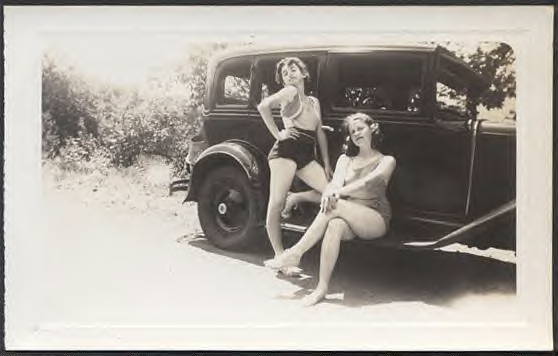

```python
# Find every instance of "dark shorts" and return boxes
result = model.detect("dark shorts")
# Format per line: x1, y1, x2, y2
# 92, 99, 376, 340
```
268, 127, 316, 170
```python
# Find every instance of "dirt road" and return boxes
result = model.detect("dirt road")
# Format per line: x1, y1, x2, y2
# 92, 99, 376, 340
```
20, 169, 518, 348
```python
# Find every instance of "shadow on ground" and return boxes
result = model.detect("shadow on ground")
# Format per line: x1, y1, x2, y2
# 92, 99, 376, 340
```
179, 232, 516, 308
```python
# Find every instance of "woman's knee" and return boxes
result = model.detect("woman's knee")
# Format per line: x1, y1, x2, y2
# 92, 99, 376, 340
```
325, 218, 348, 240
317, 209, 338, 222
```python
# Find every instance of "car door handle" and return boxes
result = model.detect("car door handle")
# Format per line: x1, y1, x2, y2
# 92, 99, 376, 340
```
321, 125, 335, 132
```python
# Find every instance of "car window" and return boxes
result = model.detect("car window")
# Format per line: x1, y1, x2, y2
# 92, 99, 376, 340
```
224, 75, 250, 103
436, 82, 467, 116
436, 55, 470, 119
216, 57, 252, 106
330, 53, 425, 113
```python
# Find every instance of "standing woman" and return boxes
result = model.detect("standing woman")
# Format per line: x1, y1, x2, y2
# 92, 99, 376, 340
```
257, 57, 332, 270
265, 113, 396, 305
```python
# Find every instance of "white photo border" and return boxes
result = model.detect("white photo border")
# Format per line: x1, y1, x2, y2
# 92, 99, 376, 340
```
4, 5, 554, 351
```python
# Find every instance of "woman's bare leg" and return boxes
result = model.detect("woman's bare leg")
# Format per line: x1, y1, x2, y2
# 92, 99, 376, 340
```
267, 158, 297, 255
328, 199, 387, 239
281, 160, 326, 218
264, 209, 333, 268
296, 161, 329, 192
282, 190, 322, 218
302, 219, 354, 306
266, 199, 386, 267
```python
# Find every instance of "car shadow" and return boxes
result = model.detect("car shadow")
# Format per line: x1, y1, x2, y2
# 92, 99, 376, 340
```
179, 232, 516, 308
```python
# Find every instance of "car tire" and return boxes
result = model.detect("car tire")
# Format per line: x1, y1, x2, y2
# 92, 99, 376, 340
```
197, 165, 264, 250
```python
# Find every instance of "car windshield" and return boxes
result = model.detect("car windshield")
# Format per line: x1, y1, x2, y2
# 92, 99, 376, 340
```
436, 54, 480, 120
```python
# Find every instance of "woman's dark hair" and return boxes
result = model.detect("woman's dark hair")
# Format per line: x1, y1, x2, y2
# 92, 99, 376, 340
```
343, 112, 383, 156
275, 57, 310, 86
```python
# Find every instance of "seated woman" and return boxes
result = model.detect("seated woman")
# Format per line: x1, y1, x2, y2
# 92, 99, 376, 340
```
265, 112, 396, 306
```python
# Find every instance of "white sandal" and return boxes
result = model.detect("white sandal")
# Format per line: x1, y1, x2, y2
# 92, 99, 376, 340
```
264, 249, 302, 270
278, 266, 303, 277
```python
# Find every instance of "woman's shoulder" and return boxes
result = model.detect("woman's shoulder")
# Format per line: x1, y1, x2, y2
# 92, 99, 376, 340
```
336, 154, 350, 165
279, 85, 298, 102
380, 154, 396, 166
308, 95, 320, 104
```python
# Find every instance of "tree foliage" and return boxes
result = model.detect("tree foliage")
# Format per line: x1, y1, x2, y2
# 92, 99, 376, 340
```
462, 43, 516, 110
446, 42, 516, 112
42, 43, 229, 174
42, 54, 99, 158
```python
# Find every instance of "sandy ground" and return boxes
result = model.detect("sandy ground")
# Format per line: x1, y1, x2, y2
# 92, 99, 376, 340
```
8, 160, 519, 349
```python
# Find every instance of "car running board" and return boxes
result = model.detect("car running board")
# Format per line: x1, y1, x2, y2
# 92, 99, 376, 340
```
281, 200, 516, 250
401, 200, 515, 249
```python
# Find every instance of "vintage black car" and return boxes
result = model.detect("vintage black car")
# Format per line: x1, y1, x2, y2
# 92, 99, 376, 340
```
171, 44, 516, 251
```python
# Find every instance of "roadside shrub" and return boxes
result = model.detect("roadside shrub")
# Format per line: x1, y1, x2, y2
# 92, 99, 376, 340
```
42, 42, 233, 176
56, 130, 112, 174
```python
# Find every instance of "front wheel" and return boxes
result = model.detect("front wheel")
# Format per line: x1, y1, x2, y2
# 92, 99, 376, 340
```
197, 165, 264, 250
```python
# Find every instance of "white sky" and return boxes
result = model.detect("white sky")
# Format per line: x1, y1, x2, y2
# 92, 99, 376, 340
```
45, 33, 198, 86
44, 34, 512, 119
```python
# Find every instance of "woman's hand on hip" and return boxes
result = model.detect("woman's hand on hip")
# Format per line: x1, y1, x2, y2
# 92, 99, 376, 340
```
277, 128, 299, 141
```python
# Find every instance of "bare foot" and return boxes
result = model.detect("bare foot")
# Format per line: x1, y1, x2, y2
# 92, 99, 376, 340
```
301, 288, 327, 307
281, 192, 298, 219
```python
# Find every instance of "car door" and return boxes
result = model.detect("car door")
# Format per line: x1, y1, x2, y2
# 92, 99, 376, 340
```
322, 50, 473, 228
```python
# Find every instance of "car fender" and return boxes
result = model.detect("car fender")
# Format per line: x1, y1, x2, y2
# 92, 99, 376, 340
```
185, 140, 270, 204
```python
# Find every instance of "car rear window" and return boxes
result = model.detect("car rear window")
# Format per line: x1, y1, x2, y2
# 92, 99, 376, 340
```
216, 57, 251, 106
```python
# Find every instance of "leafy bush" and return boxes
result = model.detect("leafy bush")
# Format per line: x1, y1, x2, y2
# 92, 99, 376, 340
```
42, 43, 229, 176
55, 130, 112, 174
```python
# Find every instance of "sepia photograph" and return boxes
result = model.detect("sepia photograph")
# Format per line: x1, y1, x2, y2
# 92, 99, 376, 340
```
4, 5, 554, 351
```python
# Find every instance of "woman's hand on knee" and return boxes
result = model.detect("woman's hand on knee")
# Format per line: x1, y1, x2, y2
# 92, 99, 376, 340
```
320, 188, 339, 213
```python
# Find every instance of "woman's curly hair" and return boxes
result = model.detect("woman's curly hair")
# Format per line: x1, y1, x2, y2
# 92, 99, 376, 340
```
275, 57, 310, 86
343, 112, 383, 156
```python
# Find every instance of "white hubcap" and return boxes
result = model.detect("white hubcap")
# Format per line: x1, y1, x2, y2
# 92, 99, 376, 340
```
218, 203, 227, 215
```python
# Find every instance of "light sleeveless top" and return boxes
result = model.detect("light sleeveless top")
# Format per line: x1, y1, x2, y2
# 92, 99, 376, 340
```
280, 89, 320, 131
343, 155, 392, 225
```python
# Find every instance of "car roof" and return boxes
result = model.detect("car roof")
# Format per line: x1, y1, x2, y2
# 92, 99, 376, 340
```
210, 43, 438, 63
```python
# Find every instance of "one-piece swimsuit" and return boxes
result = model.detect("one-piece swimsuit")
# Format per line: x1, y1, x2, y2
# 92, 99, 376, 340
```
343, 155, 392, 226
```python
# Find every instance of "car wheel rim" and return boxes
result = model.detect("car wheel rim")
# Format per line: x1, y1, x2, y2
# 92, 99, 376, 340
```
211, 181, 248, 234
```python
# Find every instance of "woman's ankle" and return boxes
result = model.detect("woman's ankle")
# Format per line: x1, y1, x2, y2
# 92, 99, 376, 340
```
314, 283, 328, 294
285, 247, 302, 259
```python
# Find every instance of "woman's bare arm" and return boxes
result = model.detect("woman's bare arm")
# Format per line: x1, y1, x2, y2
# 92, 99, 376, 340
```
328, 154, 349, 190
320, 154, 350, 212
337, 156, 396, 197
257, 86, 297, 139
